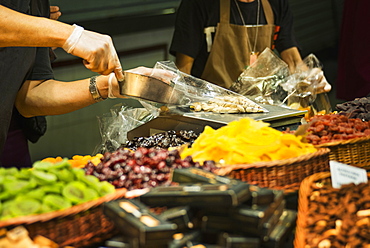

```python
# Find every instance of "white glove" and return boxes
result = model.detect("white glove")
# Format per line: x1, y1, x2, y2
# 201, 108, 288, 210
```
62, 24, 124, 81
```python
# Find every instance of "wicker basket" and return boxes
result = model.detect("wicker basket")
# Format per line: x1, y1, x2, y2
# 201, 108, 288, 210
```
215, 148, 330, 193
315, 136, 370, 169
294, 172, 370, 248
0, 188, 126, 247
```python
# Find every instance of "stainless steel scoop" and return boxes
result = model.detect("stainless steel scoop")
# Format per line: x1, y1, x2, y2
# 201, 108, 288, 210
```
119, 71, 181, 104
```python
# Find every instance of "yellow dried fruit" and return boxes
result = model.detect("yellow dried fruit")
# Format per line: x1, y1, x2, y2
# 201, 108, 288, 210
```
180, 118, 317, 165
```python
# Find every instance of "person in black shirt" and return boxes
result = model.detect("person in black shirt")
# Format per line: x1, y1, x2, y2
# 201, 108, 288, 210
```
170, 0, 331, 92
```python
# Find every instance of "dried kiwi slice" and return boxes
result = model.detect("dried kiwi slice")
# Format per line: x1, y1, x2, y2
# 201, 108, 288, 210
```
52, 158, 71, 170
43, 194, 72, 211
32, 161, 55, 171
8, 198, 41, 217
3, 180, 33, 195
62, 181, 87, 204
24, 188, 46, 200
31, 170, 57, 185
79, 175, 101, 192
83, 188, 99, 202
98, 181, 115, 196
56, 168, 75, 183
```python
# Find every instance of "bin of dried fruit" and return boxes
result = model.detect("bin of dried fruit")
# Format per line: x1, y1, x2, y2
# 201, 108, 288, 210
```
336, 96, 370, 121
294, 172, 370, 248
303, 113, 370, 168
83, 147, 217, 191
0, 159, 126, 247
180, 117, 330, 192
121, 130, 199, 151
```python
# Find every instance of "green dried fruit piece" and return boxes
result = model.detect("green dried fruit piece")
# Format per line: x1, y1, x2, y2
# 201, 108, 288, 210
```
31, 170, 57, 185
62, 181, 88, 204
8, 198, 41, 217
43, 194, 72, 211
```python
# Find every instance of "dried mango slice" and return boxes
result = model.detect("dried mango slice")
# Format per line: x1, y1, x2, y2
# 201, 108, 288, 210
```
181, 117, 316, 165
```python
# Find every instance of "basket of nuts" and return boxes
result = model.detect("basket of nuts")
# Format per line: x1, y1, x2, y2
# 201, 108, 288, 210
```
294, 172, 370, 248
304, 114, 370, 169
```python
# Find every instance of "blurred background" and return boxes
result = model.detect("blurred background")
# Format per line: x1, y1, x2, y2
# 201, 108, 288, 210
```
30, 0, 344, 161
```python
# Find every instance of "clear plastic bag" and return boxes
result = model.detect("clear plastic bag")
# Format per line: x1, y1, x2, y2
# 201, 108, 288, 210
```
146, 61, 268, 114
230, 48, 290, 105
281, 54, 332, 118
93, 104, 156, 154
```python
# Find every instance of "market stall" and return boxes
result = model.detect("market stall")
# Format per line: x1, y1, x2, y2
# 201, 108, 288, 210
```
1, 59, 370, 248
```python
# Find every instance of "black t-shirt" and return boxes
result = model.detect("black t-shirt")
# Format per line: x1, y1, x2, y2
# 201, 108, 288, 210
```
0, 0, 54, 154
170, 0, 299, 78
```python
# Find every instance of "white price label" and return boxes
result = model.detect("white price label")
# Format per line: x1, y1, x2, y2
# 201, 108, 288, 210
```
330, 161, 368, 189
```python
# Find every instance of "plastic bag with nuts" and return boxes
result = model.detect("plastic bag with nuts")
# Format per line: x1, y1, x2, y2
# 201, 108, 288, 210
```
144, 61, 268, 114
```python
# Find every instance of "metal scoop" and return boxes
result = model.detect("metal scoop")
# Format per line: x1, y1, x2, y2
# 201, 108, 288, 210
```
119, 71, 181, 104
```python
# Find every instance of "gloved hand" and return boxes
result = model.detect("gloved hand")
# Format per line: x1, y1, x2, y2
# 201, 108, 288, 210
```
107, 66, 178, 98
62, 25, 124, 81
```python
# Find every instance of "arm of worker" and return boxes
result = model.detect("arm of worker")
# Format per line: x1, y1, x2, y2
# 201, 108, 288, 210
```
15, 67, 177, 117
175, 52, 195, 75
280, 47, 331, 94
0, 5, 123, 80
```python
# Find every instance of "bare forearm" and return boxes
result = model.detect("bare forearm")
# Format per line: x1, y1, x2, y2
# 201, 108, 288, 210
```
15, 76, 109, 117
175, 53, 194, 74
0, 5, 72, 47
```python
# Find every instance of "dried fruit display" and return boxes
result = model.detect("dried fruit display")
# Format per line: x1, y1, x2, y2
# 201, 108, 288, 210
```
0, 159, 115, 220
180, 117, 317, 165
190, 95, 266, 113
336, 96, 370, 121
304, 180, 370, 247
122, 130, 199, 151
84, 147, 217, 191
305, 114, 370, 145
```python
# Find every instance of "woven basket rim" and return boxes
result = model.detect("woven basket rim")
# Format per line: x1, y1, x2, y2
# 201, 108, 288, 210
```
314, 135, 370, 147
216, 148, 330, 176
0, 188, 127, 228
294, 172, 370, 248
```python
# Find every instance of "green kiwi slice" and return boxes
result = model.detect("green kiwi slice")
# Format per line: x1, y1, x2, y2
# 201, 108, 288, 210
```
8, 198, 41, 217
32, 161, 55, 171
43, 194, 72, 210
31, 170, 57, 185
62, 181, 87, 204
98, 181, 116, 196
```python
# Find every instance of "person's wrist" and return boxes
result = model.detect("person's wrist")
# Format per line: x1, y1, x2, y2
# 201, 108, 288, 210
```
89, 76, 107, 102
62, 24, 84, 54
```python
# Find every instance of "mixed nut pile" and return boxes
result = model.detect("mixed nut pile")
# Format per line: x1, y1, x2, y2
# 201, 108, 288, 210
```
304, 180, 370, 248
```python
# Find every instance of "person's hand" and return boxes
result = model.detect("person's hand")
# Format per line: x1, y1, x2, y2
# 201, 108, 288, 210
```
306, 68, 332, 94
50, 6, 61, 20
62, 26, 124, 81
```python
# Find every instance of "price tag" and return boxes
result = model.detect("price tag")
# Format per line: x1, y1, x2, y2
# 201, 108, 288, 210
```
330, 161, 368, 189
